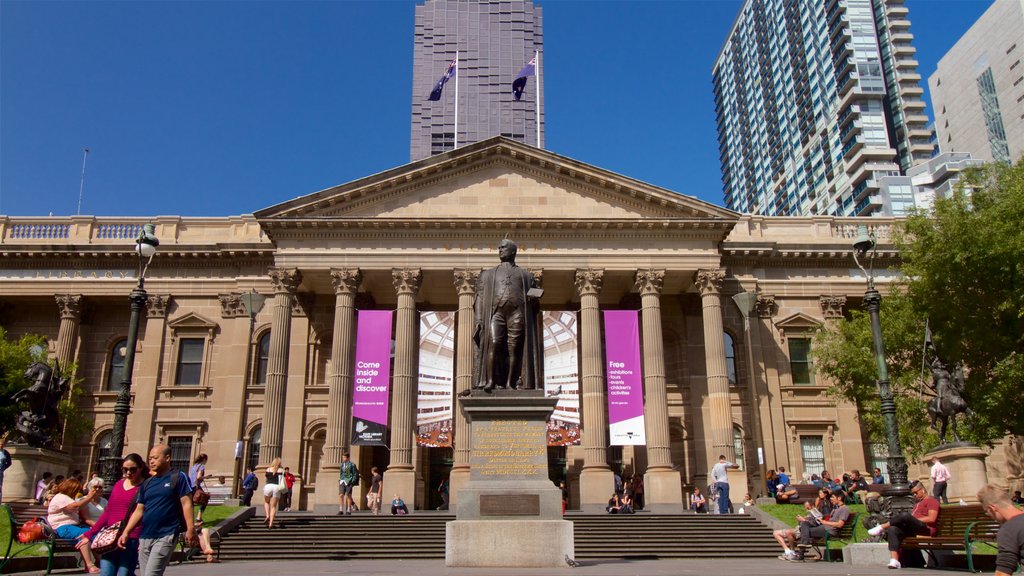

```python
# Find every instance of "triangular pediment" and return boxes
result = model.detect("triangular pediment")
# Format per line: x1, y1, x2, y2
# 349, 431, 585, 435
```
254, 137, 737, 223
167, 312, 219, 331
775, 312, 823, 331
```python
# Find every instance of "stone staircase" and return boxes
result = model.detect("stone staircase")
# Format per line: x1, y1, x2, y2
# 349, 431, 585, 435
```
215, 512, 780, 561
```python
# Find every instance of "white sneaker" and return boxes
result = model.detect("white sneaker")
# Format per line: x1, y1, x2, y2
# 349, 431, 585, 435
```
888, 559, 902, 569
868, 524, 885, 536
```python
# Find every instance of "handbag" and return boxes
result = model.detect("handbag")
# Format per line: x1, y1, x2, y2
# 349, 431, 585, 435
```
192, 487, 211, 506
90, 521, 122, 554
17, 518, 48, 543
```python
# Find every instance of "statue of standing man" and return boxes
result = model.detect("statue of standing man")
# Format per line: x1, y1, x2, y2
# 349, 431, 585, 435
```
473, 239, 544, 392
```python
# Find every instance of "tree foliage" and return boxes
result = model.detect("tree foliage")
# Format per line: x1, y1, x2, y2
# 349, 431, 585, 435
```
0, 326, 48, 435
815, 158, 1024, 454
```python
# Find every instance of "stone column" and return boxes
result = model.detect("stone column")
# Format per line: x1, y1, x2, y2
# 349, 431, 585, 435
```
384, 268, 422, 510
125, 295, 169, 456
635, 270, 683, 511
450, 268, 480, 509
575, 269, 614, 512
697, 269, 734, 462
263, 267, 301, 462
54, 294, 83, 370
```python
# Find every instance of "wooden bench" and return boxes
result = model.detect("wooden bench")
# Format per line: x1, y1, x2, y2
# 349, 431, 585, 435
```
776, 484, 819, 505
804, 512, 859, 562
901, 504, 999, 572
1, 502, 81, 575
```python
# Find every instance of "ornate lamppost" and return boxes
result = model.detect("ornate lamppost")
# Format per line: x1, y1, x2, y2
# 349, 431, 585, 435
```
851, 225, 911, 511
101, 224, 159, 490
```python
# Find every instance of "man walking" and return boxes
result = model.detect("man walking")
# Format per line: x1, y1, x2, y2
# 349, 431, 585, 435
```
118, 445, 197, 576
711, 454, 739, 514
240, 466, 257, 506
930, 457, 951, 504
338, 452, 359, 515
977, 484, 1024, 576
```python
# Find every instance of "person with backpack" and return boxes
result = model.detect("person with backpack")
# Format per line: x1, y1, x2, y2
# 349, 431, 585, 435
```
240, 466, 258, 506
338, 452, 359, 515
118, 444, 197, 576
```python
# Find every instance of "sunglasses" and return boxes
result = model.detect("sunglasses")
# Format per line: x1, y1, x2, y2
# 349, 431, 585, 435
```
122, 466, 140, 474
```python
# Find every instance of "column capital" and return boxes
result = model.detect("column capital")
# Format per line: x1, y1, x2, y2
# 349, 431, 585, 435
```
218, 293, 246, 318
574, 269, 604, 297
268, 267, 302, 295
392, 268, 423, 295
527, 268, 544, 288
330, 268, 363, 295
755, 294, 777, 318
453, 268, 480, 296
634, 269, 666, 296
819, 295, 847, 319
695, 269, 726, 296
55, 294, 83, 320
146, 294, 170, 318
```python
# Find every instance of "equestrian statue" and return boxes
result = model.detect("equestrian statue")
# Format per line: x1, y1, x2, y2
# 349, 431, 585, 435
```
9, 361, 71, 447
926, 351, 971, 444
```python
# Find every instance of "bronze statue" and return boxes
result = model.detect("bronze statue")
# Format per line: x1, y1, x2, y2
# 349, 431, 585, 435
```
472, 239, 544, 392
10, 361, 70, 447
926, 354, 970, 444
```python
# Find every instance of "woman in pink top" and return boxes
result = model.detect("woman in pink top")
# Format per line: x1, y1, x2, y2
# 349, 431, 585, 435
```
79, 453, 148, 576
47, 477, 100, 573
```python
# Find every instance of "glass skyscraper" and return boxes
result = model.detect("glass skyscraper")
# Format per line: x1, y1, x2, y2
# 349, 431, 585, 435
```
411, 0, 544, 162
713, 0, 932, 217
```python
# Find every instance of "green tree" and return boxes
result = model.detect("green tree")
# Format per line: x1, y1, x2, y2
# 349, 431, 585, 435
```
0, 326, 48, 435
898, 158, 1024, 439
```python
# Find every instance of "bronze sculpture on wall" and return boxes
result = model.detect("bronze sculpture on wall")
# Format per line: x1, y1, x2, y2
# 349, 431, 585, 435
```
472, 239, 544, 392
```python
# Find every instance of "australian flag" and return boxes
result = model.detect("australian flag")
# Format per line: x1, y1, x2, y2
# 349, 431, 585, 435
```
427, 57, 457, 101
512, 55, 537, 101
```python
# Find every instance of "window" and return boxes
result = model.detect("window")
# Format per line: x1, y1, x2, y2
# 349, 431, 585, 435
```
868, 443, 889, 479
95, 431, 113, 471
800, 436, 825, 476
167, 436, 192, 473
255, 333, 271, 386
788, 338, 814, 385
106, 339, 127, 391
246, 426, 262, 473
175, 338, 205, 386
724, 332, 738, 386
733, 426, 745, 470
976, 67, 1011, 163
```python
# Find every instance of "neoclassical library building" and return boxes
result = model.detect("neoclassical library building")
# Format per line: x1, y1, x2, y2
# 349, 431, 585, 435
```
1, 138, 1019, 510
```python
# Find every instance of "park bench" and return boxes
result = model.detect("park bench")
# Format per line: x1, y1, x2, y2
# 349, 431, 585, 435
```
776, 484, 818, 505
802, 511, 859, 562
1, 502, 81, 575
901, 504, 999, 572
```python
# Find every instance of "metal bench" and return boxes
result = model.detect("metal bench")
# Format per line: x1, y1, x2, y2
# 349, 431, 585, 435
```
901, 504, 999, 572
1, 503, 81, 575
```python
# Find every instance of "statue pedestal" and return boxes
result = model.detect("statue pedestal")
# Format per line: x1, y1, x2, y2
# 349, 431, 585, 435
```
446, 392, 574, 568
925, 443, 989, 502
4, 445, 73, 502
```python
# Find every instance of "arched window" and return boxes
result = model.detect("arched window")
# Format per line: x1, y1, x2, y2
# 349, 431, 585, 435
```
95, 431, 113, 471
246, 426, 262, 472
733, 425, 745, 471
255, 333, 271, 386
724, 332, 737, 386
106, 339, 128, 391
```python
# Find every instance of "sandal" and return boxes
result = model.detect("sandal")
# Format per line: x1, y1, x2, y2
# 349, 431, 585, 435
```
206, 554, 219, 563
87, 567, 101, 574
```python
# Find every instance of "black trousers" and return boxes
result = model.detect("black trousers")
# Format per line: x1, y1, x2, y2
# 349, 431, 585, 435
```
933, 481, 949, 504
887, 512, 930, 552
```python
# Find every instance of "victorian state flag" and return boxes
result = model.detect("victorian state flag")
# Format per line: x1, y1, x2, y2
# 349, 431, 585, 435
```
427, 57, 457, 101
512, 55, 536, 101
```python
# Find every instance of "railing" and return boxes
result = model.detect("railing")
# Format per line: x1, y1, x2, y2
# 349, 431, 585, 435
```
0, 215, 269, 246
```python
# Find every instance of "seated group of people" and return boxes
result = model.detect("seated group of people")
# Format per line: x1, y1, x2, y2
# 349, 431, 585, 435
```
770, 466, 881, 504
606, 492, 635, 514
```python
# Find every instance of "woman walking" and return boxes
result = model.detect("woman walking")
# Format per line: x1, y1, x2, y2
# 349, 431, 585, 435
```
263, 458, 282, 528
188, 454, 209, 524
80, 453, 148, 576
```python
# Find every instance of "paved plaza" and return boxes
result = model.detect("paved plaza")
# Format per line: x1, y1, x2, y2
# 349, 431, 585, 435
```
23, 558, 963, 576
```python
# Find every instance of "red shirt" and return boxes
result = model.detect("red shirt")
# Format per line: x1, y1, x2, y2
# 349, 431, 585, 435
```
284, 472, 295, 490
912, 495, 941, 536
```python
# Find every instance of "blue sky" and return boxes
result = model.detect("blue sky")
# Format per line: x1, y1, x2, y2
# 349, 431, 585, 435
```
0, 0, 994, 217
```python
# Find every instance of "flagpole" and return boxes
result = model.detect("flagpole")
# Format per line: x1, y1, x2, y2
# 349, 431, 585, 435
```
454, 51, 459, 151
534, 50, 541, 149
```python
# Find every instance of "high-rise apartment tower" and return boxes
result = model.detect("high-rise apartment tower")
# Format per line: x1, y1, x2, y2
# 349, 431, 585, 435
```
930, 0, 1024, 164
713, 0, 932, 216
411, 0, 544, 162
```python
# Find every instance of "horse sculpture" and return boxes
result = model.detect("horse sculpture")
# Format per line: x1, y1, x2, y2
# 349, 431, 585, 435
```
10, 361, 70, 448
926, 355, 970, 444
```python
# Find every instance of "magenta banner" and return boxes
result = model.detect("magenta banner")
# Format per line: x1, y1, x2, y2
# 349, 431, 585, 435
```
351, 310, 393, 446
603, 310, 646, 445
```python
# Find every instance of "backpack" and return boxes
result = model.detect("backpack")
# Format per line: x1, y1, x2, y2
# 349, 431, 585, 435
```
138, 471, 189, 533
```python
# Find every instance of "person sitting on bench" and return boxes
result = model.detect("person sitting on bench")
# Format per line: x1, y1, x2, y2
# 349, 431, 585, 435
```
867, 480, 940, 570
776, 490, 850, 561
776, 483, 798, 502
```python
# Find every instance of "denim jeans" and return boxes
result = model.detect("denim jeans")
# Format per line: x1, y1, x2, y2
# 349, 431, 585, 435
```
716, 482, 731, 514
100, 538, 139, 576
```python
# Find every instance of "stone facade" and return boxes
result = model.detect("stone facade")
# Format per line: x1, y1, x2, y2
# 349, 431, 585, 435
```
0, 137, 1018, 508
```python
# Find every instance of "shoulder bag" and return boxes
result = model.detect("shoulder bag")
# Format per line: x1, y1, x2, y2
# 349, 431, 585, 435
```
91, 485, 142, 555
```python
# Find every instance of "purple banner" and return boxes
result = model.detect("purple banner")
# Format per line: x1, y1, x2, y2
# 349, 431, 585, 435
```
351, 310, 393, 446
603, 310, 646, 446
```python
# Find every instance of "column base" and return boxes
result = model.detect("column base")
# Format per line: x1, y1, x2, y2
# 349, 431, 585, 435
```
446, 520, 574, 567
312, 464, 341, 513
578, 467, 614, 513
4, 446, 74, 502
449, 465, 470, 510
383, 467, 418, 513
644, 468, 684, 513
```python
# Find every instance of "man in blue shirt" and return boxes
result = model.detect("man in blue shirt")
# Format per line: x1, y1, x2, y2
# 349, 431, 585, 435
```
119, 444, 197, 576
777, 466, 791, 487
241, 466, 257, 506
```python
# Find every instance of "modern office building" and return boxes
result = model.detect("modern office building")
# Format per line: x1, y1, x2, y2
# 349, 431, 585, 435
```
929, 0, 1024, 164
713, 0, 932, 217
410, 0, 544, 161
876, 151, 982, 213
